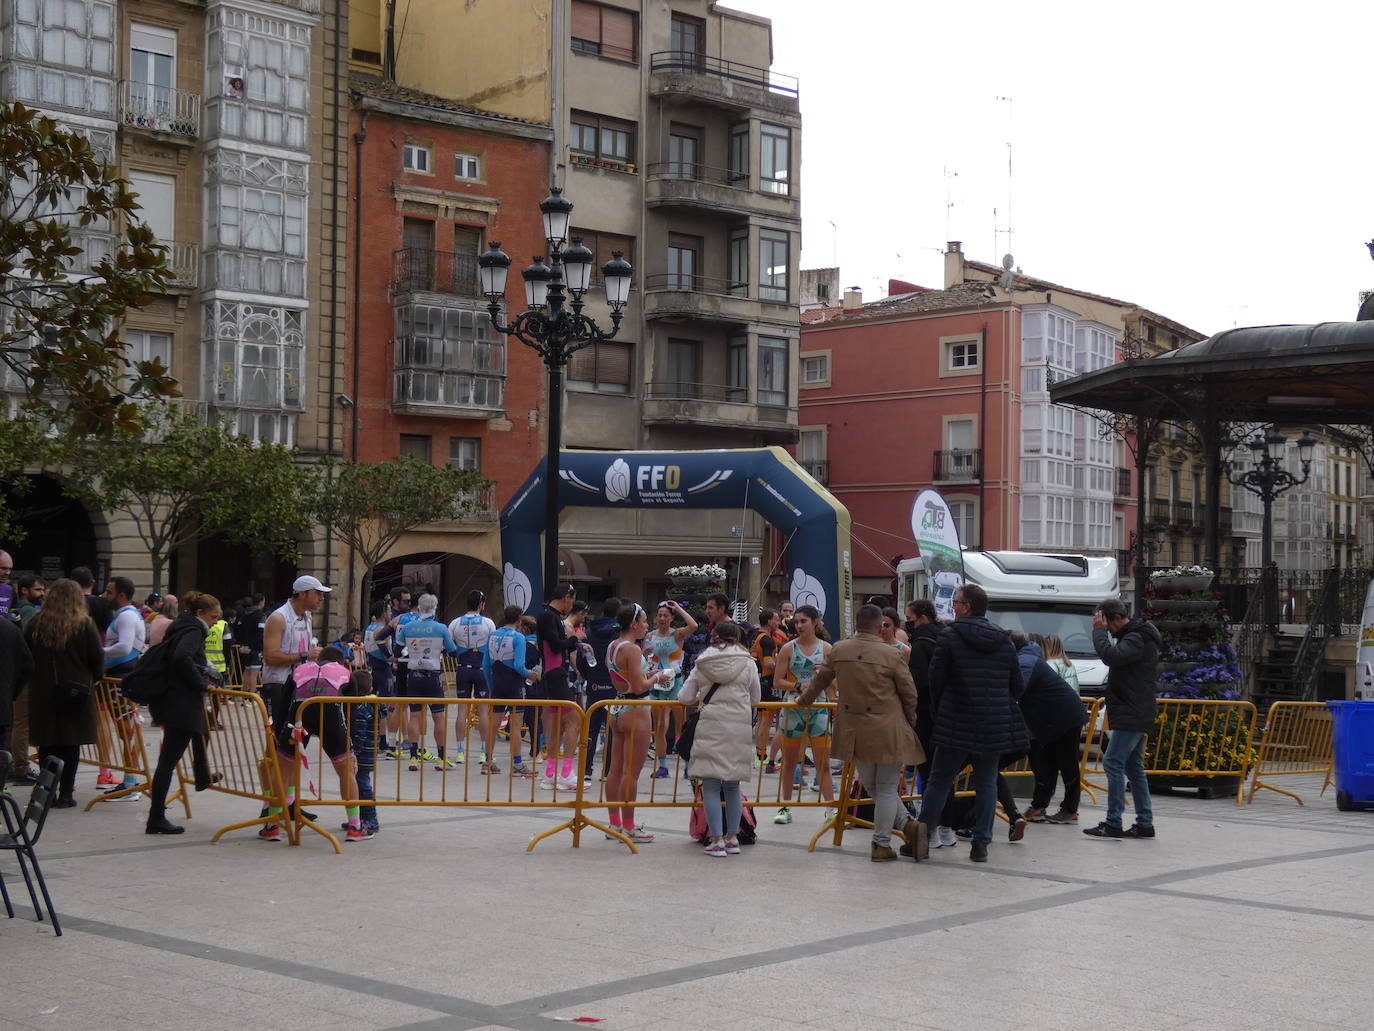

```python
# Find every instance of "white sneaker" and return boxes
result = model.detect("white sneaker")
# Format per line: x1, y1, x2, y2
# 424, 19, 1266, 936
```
538, 777, 557, 790
938, 826, 959, 848
774, 806, 792, 825
555, 776, 585, 791
628, 825, 654, 843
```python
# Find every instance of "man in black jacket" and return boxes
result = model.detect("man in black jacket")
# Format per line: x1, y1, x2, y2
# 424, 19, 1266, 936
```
0, 615, 33, 779
1085, 598, 1161, 840
917, 583, 1027, 863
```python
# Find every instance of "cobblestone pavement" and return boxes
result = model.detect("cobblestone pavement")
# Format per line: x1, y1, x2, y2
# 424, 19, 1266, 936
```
2, 759, 1371, 1031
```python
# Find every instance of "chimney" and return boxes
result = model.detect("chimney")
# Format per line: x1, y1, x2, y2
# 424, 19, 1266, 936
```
943, 240, 963, 289
842, 286, 862, 311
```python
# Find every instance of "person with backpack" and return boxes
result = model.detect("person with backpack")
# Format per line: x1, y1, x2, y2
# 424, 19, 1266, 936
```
146, 592, 224, 835
680, 622, 760, 857
1014, 632, 1089, 826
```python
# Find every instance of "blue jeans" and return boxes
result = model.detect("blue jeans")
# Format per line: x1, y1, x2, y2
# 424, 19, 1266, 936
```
1103, 730, 1152, 828
356, 765, 377, 824
700, 778, 742, 839
919, 747, 1000, 847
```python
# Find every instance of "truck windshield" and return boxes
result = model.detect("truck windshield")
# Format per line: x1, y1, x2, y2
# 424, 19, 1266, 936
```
984, 603, 1096, 659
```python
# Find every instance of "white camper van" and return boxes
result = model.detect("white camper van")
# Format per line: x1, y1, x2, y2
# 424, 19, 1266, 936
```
897, 551, 1119, 692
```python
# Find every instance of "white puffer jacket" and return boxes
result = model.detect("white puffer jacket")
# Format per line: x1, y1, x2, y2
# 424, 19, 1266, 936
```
681, 645, 760, 782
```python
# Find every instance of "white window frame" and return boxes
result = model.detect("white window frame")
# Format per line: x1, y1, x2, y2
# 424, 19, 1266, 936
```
800, 350, 830, 388
940, 333, 981, 378
450, 436, 482, 470
126, 170, 176, 242
403, 142, 432, 173
121, 328, 172, 388
454, 152, 481, 181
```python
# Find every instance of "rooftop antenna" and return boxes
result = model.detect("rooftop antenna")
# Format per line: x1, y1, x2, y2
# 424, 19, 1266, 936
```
995, 95, 1014, 257
944, 166, 959, 242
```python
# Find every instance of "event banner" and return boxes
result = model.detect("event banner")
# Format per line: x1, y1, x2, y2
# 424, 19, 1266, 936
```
910, 488, 966, 622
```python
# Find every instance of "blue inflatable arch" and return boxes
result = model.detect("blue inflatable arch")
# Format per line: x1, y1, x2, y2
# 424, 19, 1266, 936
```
499, 446, 853, 633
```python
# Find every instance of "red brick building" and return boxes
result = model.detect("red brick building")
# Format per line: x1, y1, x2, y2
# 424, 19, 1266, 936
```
346, 78, 554, 612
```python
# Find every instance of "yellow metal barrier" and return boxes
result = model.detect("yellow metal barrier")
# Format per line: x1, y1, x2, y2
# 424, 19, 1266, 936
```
289, 696, 588, 852
1083, 698, 1258, 805
176, 688, 293, 843
1245, 701, 1335, 805
79, 678, 180, 811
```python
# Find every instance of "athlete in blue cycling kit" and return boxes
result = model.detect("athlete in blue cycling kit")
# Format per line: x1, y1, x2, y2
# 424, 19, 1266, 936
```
483, 604, 537, 777
448, 590, 497, 768
394, 594, 458, 771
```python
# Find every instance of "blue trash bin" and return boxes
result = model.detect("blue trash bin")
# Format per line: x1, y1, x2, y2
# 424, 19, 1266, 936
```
1325, 700, 1374, 811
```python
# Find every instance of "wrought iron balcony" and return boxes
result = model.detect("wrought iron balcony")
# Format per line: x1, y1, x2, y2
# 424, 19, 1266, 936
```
1115, 466, 1132, 498
165, 241, 199, 288
933, 448, 981, 481
393, 249, 480, 296
649, 51, 799, 98
118, 81, 200, 139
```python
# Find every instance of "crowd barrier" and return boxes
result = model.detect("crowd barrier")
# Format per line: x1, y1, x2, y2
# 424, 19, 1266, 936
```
176, 688, 294, 843
77, 678, 186, 813
1245, 701, 1334, 806
1083, 698, 1259, 805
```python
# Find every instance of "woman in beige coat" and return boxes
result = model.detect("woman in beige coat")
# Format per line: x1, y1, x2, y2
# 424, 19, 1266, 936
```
680, 623, 760, 857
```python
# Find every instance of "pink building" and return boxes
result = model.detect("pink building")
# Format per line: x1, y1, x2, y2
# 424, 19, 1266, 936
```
798, 245, 1143, 599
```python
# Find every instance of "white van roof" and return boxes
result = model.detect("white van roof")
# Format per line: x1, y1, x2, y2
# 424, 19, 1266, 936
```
962, 551, 1117, 603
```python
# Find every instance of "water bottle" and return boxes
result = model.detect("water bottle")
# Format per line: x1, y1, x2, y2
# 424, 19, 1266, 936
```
580, 642, 597, 668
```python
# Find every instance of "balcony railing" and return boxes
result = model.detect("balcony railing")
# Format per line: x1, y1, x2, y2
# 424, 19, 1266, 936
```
643, 272, 748, 296
646, 380, 752, 404
649, 51, 799, 97
800, 459, 828, 485
118, 80, 200, 138
458, 484, 498, 521
933, 448, 981, 481
165, 241, 198, 288
1115, 466, 1132, 498
393, 249, 480, 296
646, 161, 751, 188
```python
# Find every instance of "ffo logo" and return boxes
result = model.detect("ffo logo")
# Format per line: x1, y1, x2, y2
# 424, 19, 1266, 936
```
597, 460, 733, 505
637, 465, 682, 491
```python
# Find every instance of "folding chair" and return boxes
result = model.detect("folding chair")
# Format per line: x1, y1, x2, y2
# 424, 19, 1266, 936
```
0, 753, 64, 936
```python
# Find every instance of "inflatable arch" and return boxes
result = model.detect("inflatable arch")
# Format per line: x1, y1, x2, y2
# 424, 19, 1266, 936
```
499, 446, 853, 633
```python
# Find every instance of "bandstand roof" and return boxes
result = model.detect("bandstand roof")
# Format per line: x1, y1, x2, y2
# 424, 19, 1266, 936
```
1050, 321, 1374, 426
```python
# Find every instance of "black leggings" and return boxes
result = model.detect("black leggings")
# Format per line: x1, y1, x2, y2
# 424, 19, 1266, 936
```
150, 728, 209, 816
1030, 726, 1083, 813
37, 745, 79, 799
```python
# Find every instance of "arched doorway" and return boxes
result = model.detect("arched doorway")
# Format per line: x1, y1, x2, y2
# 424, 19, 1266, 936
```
2, 474, 102, 583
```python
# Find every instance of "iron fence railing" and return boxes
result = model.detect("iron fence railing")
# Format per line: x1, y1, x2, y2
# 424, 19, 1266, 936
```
392, 249, 480, 296
932, 448, 982, 481
649, 51, 799, 97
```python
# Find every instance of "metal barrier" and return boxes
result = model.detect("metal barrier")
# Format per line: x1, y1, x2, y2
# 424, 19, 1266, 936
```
176, 688, 293, 843
79, 679, 177, 811
1084, 699, 1259, 805
290, 696, 588, 852
1245, 701, 1334, 805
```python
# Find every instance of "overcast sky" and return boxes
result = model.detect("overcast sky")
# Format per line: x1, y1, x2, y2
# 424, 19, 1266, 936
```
725, 0, 1373, 336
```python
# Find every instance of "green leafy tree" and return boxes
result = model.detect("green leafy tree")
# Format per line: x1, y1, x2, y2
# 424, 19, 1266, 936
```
67, 404, 310, 592
0, 101, 176, 437
308, 457, 491, 621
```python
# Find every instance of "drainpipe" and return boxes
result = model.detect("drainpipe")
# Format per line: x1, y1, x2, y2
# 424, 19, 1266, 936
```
322, 1, 346, 633
347, 108, 370, 620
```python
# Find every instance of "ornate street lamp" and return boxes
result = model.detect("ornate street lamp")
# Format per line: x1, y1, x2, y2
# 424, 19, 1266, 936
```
1224, 426, 1318, 632
478, 187, 633, 602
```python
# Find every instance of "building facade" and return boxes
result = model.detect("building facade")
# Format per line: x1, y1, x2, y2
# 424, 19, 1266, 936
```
1, 0, 347, 613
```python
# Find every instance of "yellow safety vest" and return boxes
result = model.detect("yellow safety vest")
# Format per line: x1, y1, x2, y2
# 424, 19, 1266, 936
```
205, 619, 228, 673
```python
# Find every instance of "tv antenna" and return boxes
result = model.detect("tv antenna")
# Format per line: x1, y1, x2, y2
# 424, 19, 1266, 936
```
994, 96, 1014, 256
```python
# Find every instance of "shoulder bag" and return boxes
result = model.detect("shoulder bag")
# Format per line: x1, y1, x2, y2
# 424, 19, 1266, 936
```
674, 683, 721, 762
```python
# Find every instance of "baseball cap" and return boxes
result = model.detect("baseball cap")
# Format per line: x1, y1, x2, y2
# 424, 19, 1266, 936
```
292, 575, 332, 594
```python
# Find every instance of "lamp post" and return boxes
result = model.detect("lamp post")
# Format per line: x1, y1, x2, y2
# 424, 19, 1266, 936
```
478, 187, 633, 602
1224, 426, 1317, 632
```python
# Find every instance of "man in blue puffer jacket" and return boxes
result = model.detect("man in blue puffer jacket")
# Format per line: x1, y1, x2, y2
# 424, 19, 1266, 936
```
918, 583, 1027, 863
1011, 633, 1089, 824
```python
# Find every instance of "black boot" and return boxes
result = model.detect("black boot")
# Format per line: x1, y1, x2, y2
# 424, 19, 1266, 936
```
146, 812, 185, 835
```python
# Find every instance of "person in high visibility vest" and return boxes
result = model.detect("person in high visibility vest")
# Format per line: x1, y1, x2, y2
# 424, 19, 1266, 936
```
204, 616, 230, 681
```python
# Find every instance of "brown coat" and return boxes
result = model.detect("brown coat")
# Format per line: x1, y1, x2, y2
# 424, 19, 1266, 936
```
799, 631, 924, 766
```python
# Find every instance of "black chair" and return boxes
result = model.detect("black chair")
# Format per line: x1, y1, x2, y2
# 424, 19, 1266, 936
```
0, 753, 64, 936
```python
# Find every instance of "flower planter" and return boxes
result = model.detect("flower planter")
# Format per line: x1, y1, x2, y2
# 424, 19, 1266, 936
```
670, 576, 722, 591
1150, 575, 1214, 592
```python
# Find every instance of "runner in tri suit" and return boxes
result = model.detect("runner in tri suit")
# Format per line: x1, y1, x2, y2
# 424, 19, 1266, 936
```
448, 589, 496, 768
395, 594, 458, 771
772, 604, 835, 825
259, 574, 329, 842
645, 600, 697, 778
606, 603, 676, 842
363, 600, 397, 752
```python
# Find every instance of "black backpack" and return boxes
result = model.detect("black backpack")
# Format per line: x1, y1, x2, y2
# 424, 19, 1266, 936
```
117, 639, 173, 705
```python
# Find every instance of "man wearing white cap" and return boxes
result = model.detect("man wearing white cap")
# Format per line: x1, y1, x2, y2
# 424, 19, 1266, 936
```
257, 574, 329, 841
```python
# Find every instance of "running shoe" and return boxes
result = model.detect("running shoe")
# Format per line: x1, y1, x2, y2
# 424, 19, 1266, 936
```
433, 757, 458, 771
1025, 807, 1048, 823
822, 808, 836, 823
480, 760, 502, 775
774, 806, 792, 825
418, 749, 440, 763
703, 841, 727, 858
538, 777, 557, 790
764, 761, 779, 775
723, 838, 741, 855
103, 784, 141, 800
511, 763, 533, 779
803, 754, 816, 768
95, 770, 119, 787
344, 825, 374, 843
556, 775, 588, 791
383, 747, 403, 761
653, 764, 670, 779
628, 825, 655, 843
408, 759, 421, 772
1009, 816, 1028, 842
452, 751, 465, 764
1045, 809, 1078, 824
258, 824, 283, 842
810, 777, 820, 791
938, 826, 959, 848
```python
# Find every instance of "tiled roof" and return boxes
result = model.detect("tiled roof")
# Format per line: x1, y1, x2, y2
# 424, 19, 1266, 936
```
802, 281, 1005, 326
350, 75, 551, 129
963, 259, 1135, 309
